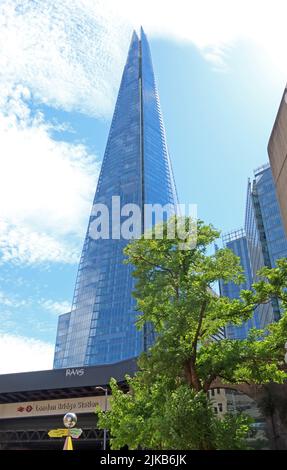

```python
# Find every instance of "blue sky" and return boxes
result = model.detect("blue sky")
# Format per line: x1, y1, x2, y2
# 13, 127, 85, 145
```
0, 0, 287, 373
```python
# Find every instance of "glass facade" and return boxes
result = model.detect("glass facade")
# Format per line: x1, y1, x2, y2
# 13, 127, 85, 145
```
54, 29, 177, 368
53, 312, 71, 368
221, 163, 287, 340
219, 230, 260, 339
252, 164, 287, 267
245, 163, 287, 326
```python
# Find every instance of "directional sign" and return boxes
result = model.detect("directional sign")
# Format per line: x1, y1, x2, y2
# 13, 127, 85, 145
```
70, 428, 83, 439
48, 428, 69, 438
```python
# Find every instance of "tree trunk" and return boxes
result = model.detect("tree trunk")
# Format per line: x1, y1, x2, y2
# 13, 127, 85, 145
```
257, 384, 287, 450
184, 359, 201, 392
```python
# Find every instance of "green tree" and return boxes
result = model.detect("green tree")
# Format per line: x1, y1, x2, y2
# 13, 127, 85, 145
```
96, 218, 287, 449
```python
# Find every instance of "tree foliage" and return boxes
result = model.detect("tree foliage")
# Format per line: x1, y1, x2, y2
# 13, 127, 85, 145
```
96, 218, 287, 449
97, 377, 251, 450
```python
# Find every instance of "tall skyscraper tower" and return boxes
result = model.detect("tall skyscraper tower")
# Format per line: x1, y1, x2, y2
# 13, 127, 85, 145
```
54, 28, 178, 368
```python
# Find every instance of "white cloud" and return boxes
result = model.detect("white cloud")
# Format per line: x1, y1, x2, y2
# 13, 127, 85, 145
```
0, 290, 28, 308
0, 291, 14, 307
0, 333, 53, 374
1, 0, 287, 121
41, 299, 71, 316
109, 0, 287, 77
0, 221, 80, 265
0, 0, 131, 117
0, 286, 70, 315
0, 85, 98, 265
0, 85, 98, 235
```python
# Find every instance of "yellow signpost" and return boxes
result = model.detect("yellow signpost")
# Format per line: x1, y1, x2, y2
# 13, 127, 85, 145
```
48, 413, 81, 450
48, 429, 69, 438
63, 435, 73, 450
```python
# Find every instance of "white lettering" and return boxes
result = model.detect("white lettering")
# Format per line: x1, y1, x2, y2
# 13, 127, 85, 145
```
65, 368, 85, 377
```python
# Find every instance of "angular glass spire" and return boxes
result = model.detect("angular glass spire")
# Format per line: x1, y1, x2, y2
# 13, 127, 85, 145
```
54, 29, 178, 368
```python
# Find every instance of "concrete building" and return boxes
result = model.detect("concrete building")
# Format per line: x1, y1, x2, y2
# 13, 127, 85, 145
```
0, 359, 136, 449
208, 388, 269, 448
268, 86, 287, 235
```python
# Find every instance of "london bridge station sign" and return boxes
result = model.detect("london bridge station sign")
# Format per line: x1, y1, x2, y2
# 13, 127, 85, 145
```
0, 395, 110, 420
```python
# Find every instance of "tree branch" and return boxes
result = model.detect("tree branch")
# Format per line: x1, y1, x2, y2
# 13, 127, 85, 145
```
192, 299, 208, 360
135, 255, 179, 297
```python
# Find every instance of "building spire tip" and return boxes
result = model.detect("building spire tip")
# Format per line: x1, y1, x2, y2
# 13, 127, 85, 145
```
131, 29, 139, 42
140, 26, 147, 41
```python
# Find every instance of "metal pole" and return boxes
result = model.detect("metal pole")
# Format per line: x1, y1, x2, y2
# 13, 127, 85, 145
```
96, 386, 108, 451
103, 388, 107, 451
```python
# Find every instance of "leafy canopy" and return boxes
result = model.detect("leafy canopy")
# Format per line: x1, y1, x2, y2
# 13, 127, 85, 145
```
96, 218, 287, 449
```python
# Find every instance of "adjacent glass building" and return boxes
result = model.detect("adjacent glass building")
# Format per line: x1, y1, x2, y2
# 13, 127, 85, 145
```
245, 163, 287, 325
54, 29, 178, 368
219, 229, 260, 339
221, 163, 287, 339
248, 164, 287, 269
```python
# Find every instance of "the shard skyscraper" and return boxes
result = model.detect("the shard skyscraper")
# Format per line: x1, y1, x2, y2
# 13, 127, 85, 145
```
54, 28, 178, 368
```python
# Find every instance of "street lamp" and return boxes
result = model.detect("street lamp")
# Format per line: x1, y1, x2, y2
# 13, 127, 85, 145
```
95, 386, 108, 450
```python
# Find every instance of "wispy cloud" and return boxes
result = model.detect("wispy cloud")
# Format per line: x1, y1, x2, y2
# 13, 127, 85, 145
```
0, 291, 14, 307
115, 0, 287, 77
0, 220, 81, 265
41, 299, 71, 316
1, 0, 287, 120
0, 0, 130, 117
0, 289, 69, 317
0, 290, 28, 308
0, 333, 53, 374
0, 85, 98, 265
